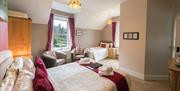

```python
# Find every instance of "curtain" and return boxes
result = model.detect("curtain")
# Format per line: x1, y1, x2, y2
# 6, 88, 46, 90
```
112, 22, 117, 48
68, 18, 76, 50
115, 22, 120, 48
46, 13, 54, 51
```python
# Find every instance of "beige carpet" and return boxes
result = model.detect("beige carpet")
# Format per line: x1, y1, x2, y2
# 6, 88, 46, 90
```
99, 58, 170, 91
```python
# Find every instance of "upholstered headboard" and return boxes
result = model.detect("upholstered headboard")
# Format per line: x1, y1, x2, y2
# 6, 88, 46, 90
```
0, 50, 13, 83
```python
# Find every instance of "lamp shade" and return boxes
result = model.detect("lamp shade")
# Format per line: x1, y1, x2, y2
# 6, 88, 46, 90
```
68, 0, 82, 9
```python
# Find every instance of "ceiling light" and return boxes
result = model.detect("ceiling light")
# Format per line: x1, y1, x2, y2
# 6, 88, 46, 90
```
68, 0, 82, 9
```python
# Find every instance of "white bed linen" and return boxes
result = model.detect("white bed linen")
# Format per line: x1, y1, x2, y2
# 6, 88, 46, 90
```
85, 47, 108, 61
48, 62, 117, 91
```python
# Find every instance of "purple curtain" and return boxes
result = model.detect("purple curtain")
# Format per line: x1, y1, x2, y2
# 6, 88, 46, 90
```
112, 22, 116, 48
68, 18, 76, 50
46, 14, 54, 51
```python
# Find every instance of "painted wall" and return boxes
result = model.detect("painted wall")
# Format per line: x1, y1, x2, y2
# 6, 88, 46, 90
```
0, 21, 8, 51
120, 0, 175, 80
176, 17, 180, 48
51, 9, 74, 18
75, 28, 101, 48
119, 0, 147, 79
101, 16, 120, 42
31, 23, 48, 56
144, 0, 175, 80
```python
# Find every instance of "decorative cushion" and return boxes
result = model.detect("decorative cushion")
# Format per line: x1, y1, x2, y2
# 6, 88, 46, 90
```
75, 47, 84, 55
100, 44, 106, 48
45, 51, 56, 58
34, 56, 47, 77
100, 42, 110, 48
33, 67, 54, 91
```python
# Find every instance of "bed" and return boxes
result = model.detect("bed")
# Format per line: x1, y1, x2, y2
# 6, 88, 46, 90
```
0, 50, 129, 91
84, 42, 112, 61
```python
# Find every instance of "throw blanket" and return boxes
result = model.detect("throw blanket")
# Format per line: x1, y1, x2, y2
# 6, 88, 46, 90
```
80, 63, 129, 91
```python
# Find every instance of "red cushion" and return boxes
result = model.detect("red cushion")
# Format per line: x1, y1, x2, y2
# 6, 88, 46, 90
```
33, 67, 54, 91
34, 56, 48, 77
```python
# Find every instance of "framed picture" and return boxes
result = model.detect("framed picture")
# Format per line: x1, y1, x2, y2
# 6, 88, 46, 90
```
76, 29, 83, 36
0, 0, 8, 22
123, 32, 139, 40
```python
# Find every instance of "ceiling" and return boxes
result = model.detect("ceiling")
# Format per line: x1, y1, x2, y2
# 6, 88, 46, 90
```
53, 0, 120, 30
8, 0, 52, 24
8, 0, 120, 30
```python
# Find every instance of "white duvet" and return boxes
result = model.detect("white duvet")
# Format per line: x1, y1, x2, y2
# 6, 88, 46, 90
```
85, 47, 108, 61
48, 62, 117, 91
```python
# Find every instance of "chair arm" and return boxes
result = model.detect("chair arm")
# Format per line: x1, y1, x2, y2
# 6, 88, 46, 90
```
55, 52, 67, 62
42, 53, 57, 68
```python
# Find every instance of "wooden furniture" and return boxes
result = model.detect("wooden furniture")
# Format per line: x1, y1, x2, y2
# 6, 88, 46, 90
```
8, 16, 32, 58
168, 59, 180, 91
108, 48, 117, 59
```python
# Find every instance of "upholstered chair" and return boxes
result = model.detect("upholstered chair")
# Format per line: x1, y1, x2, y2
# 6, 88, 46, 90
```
71, 47, 86, 61
42, 51, 66, 68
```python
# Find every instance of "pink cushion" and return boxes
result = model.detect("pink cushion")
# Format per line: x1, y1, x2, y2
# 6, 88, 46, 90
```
34, 56, 48, 77
33, 67, 54, 91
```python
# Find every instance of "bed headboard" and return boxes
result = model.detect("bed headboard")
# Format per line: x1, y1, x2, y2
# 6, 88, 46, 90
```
0, 50, 13, 83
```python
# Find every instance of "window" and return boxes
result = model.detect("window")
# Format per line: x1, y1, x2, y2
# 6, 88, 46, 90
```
53, 16, 70, 50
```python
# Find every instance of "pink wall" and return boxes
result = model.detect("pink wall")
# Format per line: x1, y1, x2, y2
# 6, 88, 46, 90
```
0, 21, 8, 51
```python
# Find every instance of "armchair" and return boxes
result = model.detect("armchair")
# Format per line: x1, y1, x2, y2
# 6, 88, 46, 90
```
71, 47, 87, 62
42, 51, 66, 68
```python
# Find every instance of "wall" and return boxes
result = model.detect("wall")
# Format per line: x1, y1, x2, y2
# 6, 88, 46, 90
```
120, 0, 175, 80
101, 16, 120, 42
75, 28, 101, 48
31, 23, 48, 57
144, 0, 175, 80
0, 21, 8, 51
51, 9, 74, 18
119, 0, 147, 79
176, 17, 180, 47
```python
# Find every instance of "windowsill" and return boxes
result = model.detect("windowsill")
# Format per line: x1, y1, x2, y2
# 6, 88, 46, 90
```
52, 48, 71, 52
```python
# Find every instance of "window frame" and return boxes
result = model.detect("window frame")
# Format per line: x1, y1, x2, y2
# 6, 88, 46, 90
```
52, 16, 71, 51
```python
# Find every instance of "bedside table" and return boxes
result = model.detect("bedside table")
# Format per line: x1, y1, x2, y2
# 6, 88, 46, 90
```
108, 48, 117, 59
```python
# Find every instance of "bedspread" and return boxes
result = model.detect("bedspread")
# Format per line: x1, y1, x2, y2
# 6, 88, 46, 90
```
48, 62, 117, 91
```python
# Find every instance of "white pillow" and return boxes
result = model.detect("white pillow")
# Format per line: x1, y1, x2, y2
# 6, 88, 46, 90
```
22, 58, 35, 74
13, 69, 34, 91
11, 57, 24, 70
0, 68, 18, 91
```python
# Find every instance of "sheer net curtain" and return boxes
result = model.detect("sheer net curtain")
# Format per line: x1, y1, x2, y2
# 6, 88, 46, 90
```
115, 22, 120, 55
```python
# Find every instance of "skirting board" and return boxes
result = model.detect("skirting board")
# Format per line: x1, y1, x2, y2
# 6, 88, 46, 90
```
119, 67, 145, 80
119, 67, 168, 81
144, 75, 168, 81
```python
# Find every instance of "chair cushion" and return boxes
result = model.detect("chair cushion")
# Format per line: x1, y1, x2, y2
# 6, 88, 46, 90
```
75, 55, 85, 58
33, 67, 54, 91
56, 59, 65, 66
34, 56, 48, 77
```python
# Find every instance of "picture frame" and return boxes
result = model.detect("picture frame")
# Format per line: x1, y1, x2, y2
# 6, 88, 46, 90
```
123, 32, 139, 40
0, 0, 8, 22
76, 29, 83, 36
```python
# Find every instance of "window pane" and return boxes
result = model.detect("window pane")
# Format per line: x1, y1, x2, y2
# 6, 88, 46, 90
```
53, 17, 69, 50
